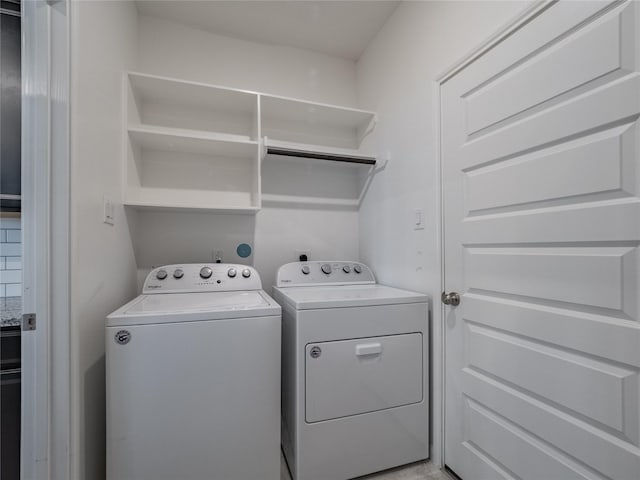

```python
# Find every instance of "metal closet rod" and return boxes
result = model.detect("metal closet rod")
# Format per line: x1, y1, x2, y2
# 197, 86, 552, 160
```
266, 147, 376, 165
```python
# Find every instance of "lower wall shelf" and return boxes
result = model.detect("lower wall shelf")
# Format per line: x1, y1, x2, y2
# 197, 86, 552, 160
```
260, 194, 359, 209
124, 200, 260, 215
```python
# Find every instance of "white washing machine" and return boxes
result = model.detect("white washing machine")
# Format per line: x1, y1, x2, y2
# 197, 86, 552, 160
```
106, 263, 281, 480
273, 261, 429, 480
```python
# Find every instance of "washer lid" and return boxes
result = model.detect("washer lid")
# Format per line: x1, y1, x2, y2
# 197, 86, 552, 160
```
273, 284, 428, 310
107, 290, 280, 327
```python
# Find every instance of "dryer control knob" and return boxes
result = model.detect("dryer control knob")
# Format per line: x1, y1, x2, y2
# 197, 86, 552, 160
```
301, 265, 310, 275
227, 268, 237, 278
156, 269, 168, 280
354, 265, 362, 274
321, 264, 332, 275
242, 268, 251, 278
343, 265, 351, 273
173, 269, 184, 279
199, 267, 213, 279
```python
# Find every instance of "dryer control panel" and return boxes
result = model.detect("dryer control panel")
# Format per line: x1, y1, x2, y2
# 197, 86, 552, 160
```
275, 261, 375, 287
143, 264, 262, 294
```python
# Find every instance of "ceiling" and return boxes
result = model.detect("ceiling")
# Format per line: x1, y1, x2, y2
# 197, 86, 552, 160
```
135, 1, 400, 61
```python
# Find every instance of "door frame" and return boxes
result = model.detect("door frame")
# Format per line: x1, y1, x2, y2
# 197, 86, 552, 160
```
432, 0, 549, 469
21, 1, 71, 479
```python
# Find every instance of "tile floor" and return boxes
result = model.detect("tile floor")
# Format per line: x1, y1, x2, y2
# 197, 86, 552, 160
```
280, 452, 453, 480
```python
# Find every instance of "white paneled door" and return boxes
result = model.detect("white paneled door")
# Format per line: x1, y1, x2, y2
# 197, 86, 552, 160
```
442, 1, 640, 479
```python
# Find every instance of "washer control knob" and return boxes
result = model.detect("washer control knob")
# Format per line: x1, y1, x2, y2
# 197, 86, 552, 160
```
354, 265, 362, 274
173, 269, 184, 279
227, 268, 237, 278
199, 267, 213, 279
301, 265, 310, 275
156, 269, 168, 280
343, 265, 351, 273
321, 264, 332, 275
242, 268, 251, 278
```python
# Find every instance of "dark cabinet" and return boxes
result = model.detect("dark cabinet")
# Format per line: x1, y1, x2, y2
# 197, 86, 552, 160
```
1, 325, 20, 480
1, 9, 21, 212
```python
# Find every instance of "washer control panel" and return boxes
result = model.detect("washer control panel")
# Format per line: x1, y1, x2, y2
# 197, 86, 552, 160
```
275, 261, 375, 287
143, 264, 261, 294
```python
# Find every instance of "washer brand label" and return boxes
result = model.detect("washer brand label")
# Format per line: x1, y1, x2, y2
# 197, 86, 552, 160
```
147, 284, 161, 289
115, 330, 131, 345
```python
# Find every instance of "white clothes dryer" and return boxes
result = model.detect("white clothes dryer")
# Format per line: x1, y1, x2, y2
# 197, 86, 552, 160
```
273, 261, 429, 480
106, 264, 281, 480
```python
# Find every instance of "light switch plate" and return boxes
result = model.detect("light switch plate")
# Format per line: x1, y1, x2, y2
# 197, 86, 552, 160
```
413, 209, 425, 230
103, 196, 115, 225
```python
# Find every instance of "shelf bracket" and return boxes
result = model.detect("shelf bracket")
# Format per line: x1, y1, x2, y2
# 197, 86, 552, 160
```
357, 114, 378, 147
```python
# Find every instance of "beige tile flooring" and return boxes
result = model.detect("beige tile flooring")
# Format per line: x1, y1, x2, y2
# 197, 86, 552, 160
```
281, 452, 453, 480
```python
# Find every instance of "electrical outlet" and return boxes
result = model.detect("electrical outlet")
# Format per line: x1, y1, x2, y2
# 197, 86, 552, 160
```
296, 250, 310, 262
103, 196, 115, 225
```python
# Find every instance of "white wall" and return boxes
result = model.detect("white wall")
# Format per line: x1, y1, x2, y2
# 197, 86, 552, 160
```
356, 0, 532, 463
135, 14, 362, 291
138, 15, 358, 106
70, 2, 139, 478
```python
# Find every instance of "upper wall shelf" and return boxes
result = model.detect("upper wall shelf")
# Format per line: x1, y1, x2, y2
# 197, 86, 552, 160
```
128, 72, 259, 139
260, 94, 377, 151
123, 71, 377, 214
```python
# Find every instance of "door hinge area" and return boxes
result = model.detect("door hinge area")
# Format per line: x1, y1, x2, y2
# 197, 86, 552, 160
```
22, 313, 36, 331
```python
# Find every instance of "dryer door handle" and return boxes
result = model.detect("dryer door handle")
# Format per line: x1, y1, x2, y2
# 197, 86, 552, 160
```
355, 342, 382, 356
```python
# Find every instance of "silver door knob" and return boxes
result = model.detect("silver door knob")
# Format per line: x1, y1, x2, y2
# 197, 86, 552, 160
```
441, 291, 460, 306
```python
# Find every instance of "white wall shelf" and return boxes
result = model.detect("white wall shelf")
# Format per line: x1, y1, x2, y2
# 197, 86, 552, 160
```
129, 125, 259, 158
128, 72, 259, 139
260, 93, 376, 150
123, 71, 377, 213
123, 200, 260, 215
261, 193, 360, 209
124, 72, 261, 213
